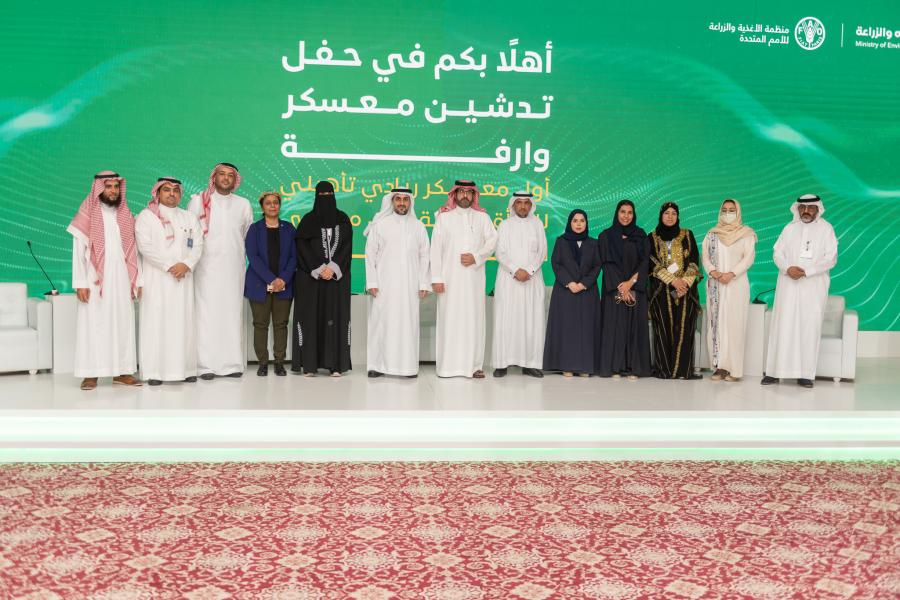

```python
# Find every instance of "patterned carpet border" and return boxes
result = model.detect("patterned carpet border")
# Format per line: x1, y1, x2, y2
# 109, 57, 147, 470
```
1, 461, 898, 599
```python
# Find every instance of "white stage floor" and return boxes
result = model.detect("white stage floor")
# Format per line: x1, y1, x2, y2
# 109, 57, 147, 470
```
1, 359, 898, 461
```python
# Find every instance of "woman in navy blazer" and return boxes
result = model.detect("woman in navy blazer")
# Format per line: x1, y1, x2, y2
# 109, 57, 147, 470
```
244, 191, 297, 376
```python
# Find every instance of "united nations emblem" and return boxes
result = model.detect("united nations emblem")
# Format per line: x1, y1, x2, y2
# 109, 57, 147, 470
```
795, 16, 826, 50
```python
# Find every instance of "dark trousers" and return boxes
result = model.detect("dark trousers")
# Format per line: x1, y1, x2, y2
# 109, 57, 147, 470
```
249, 296, 292, 364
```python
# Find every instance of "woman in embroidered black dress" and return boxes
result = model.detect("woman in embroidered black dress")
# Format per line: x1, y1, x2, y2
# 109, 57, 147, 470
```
647, 201, 702, 379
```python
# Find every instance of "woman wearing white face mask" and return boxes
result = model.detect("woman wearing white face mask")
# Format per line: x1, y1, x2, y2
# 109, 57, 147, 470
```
701, 199, 757, 382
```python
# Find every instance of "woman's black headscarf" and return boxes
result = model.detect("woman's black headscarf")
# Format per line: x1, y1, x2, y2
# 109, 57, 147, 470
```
297, 181, 350, 238
562, 209, 589, 263
654, 201, 681, 241
606, 199, 646, 262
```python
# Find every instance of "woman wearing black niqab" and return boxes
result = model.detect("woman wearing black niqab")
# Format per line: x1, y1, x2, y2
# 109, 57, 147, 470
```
292, 181, 353, 376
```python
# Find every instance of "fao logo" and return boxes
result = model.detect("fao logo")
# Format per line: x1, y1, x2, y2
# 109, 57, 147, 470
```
795, 17, 826, 50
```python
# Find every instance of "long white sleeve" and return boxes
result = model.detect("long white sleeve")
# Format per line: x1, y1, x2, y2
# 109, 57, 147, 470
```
240, 200, 253, 238
184, 213, 204, 270
773, 229, 790, 274
430, 216, 445, 284
417, 226, 431, 291
186, 195, 201, 217
529, 229, 547, 275
364, 230, 381, 289
701, 234, 714, 274
804, 225, 838, 278
494, 226, 515, 275
135, 216, 175, 272
71, 237, 91, 289
473, 214, 499, 266
731, 236, 756, 277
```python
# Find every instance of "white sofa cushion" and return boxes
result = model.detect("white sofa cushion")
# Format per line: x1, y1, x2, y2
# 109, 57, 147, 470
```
0, 325, 38, 371
0, 283, 28, 327
821, 296, 845, 338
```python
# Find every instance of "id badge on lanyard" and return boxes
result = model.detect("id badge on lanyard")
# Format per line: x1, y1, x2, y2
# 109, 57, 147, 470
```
800, 239, 813, 260
665, 241, 678, 273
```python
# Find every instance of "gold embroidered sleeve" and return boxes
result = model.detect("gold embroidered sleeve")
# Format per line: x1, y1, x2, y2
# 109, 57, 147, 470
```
653, 266, 675, 284
684, 261, 701, 280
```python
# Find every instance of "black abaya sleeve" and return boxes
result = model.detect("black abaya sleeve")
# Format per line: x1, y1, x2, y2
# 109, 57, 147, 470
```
332, 223, 353, 278
295, 234, 321, 275
579, 241, 602, 290
633, 236, 651, 293
550, 239, 577, 286
597, 233, 622, 293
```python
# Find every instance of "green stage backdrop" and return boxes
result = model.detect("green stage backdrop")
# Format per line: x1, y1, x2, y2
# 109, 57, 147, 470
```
1, 1, 898, 329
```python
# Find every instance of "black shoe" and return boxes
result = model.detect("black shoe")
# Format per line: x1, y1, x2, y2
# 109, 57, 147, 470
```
523, 368, 544, 378
226, 372, 243, 378
184, 376, 197, 383
797, 378, 814, 388
493, 368, 508, 378
257, 364, 268, 377
368, 370, 383, 378
199, 373, 215, 380
148, 379, 162, 386
761, 375, 778, 385
274, 363, 286, 377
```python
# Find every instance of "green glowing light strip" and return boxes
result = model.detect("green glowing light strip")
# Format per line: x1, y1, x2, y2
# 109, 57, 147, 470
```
1, 413, 897, 444
1, 447, 898, 463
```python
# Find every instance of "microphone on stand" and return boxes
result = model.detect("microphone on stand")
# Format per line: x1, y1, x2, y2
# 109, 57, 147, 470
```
26, 241, 59, 296
752, 288, 775, 304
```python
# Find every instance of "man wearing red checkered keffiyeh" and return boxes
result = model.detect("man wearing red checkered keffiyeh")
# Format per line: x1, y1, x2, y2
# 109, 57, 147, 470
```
68, 170, 143, 390
135, 177, 205, 386
429, 179, 499, 379
186, 163, 253, 379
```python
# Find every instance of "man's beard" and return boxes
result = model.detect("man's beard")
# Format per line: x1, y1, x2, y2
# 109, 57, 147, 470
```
394, 207, 409, 215
800, 214, 814, 223
100, 194, 121, 207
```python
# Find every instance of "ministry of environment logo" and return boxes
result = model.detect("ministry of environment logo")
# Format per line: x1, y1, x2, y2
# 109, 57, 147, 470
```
795, 17, 826, 50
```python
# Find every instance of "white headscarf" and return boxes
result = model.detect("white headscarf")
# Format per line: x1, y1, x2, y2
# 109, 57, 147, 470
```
790, 193, 826, 222
364, 188, 417, 236
504, 191, 541, 233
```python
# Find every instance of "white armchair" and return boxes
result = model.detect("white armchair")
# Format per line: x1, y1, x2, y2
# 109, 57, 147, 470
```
0, 283, 52, 374
816, 295, 858, 382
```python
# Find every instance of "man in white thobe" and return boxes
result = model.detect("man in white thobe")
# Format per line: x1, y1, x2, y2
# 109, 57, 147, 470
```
364, 187, 431, 378
492, 191, 547, 378
135, 177, 204, 385
763, 194, 838, 388
68, 171, 143, 390
430, 180, 498, 378
187, 162, 252, 379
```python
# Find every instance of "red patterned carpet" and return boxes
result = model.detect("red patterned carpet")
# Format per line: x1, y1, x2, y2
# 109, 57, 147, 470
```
1, 461, 898, 599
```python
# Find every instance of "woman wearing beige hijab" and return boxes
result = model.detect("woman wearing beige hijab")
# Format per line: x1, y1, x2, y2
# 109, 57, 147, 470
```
701, 199, 757, 381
